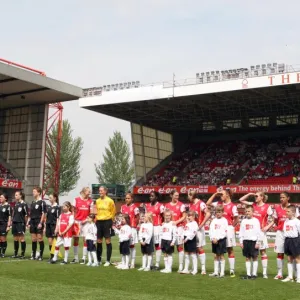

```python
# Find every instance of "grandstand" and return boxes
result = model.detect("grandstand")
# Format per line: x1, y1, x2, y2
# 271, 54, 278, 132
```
0, 59, 82, 201
79, 62, 300, 202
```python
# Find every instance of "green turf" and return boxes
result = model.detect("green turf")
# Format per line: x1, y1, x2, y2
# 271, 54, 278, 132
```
0, 235, 299, 300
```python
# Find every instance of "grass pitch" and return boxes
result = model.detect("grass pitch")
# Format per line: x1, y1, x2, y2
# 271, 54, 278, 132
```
0, 235, 299, 300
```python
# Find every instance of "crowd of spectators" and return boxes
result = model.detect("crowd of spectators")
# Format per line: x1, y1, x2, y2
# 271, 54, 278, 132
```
143, 137, 300, 186
0, 164, 16, 180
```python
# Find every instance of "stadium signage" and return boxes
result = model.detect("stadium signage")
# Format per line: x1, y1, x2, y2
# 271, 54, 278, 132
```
0, 179, 22, 189
133, 184, 300, 194
268, 73, 300, 85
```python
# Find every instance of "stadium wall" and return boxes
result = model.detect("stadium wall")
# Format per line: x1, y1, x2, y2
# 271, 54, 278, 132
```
131, 123, 173, 182
0, 105, 48, 200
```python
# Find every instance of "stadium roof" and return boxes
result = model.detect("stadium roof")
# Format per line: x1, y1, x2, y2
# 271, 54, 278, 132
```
0, 60, 83, 109
79, 66, 300, 132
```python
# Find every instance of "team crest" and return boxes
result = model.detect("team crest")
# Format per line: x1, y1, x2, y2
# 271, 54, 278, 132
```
18, 207, 22, 212
51, 209, 55, 213
35, 205, 39, 209
2, 209, 5, 212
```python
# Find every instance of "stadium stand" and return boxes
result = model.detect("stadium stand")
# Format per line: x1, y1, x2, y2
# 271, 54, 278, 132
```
0, 164, 16, 180
144, 137, 300, 186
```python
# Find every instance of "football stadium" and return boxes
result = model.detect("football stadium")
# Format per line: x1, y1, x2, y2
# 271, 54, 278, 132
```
1, 59, 300, 300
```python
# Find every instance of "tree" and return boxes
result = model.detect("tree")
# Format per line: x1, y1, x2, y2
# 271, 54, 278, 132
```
44, 120, 83, 196
94, 131, 135, 190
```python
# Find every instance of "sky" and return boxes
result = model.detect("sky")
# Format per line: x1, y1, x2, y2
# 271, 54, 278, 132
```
1, 0, 300, 200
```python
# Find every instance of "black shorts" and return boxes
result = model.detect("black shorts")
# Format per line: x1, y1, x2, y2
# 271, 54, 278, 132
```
184, 236, 197, 253
12, 222, 26, 236
212, 238, 227, 255
284, 237, 300, 257
86, 240, 96, 252
161, 239, 174, 255
46, 223, 56, 238
242, 240, 259, 258
96, 219, 112, 239
29, 219, 44, 234
0, 222, 8, 236
120, 240, 130, 255
141, 238, 154, 255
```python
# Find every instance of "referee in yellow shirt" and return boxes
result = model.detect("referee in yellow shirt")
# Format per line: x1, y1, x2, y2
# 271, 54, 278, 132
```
94, 186, 116, 266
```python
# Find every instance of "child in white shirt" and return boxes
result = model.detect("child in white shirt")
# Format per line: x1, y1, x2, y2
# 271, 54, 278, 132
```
84, 214, 98, 267
209, 205, 228, 277
282, 205, 300, 283
159, 209, 177, 273
138, 213, 154, 271
181, 210, 198, 275
239, 205, 261, 279
113, 214, 132, 270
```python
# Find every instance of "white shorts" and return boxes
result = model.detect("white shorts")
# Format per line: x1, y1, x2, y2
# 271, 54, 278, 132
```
196, 228, 206, 248
130, 228, 138, 245
274, 230, 285, 254
176, 226, 184, 245
226, 225, 236, 247
74, 221, 88, 238
258, 231, 269, 250
153, 226, 161, 245
56, 236, 72, 248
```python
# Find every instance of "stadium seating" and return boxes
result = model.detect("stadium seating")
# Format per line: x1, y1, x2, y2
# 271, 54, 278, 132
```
143, 137, 300, 186
0, 164, 16, 180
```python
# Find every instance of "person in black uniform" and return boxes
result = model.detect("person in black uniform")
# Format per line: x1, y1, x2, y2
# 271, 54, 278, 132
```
0, 193, 12, 257
11, 190, 28, 258
45, 193, 60, 261
27, 186, 47, 260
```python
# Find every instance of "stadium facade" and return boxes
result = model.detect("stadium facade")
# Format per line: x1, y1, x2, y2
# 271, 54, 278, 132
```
79, 63, 300, 202
0, 60, 82, 200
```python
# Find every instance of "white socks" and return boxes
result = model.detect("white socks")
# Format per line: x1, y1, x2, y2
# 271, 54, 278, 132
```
277, 257, 283, 276
167, 256, 173, 271
64, 249, 69, 262
191, 254, 197, 273
146, 255, 152, 269
261, 255, 268, 275
297, 263, 300, 280
184, 254, 190, 271
228, 256, 235, 272
246, 261, 251, 276
198, 252, 206, 271
179, 251, 184, 269
155, 249, 162, 267
91, 252, 97, 264
288, 263, 293, 279
88, 252, 92, 264
53, 250, 58, 261
130, 247, 136, 267
142, 255, 147, 269
220, 260, 225, 276
83, 246, 87, 260
253, 261, 258, 276
74, 245, 79, 260
214, 260, 219, 274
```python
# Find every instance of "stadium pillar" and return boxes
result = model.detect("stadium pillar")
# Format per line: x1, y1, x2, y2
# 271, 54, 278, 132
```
42, 103, 63, 197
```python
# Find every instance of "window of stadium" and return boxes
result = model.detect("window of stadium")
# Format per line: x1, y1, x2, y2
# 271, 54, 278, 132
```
203, 121, 215, 130
276, 115, 298, 126
223, 119, 241, 129
249, 117, 269, 127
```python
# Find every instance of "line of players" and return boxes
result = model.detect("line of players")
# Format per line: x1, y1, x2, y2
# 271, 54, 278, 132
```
0, 187, 300, 281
